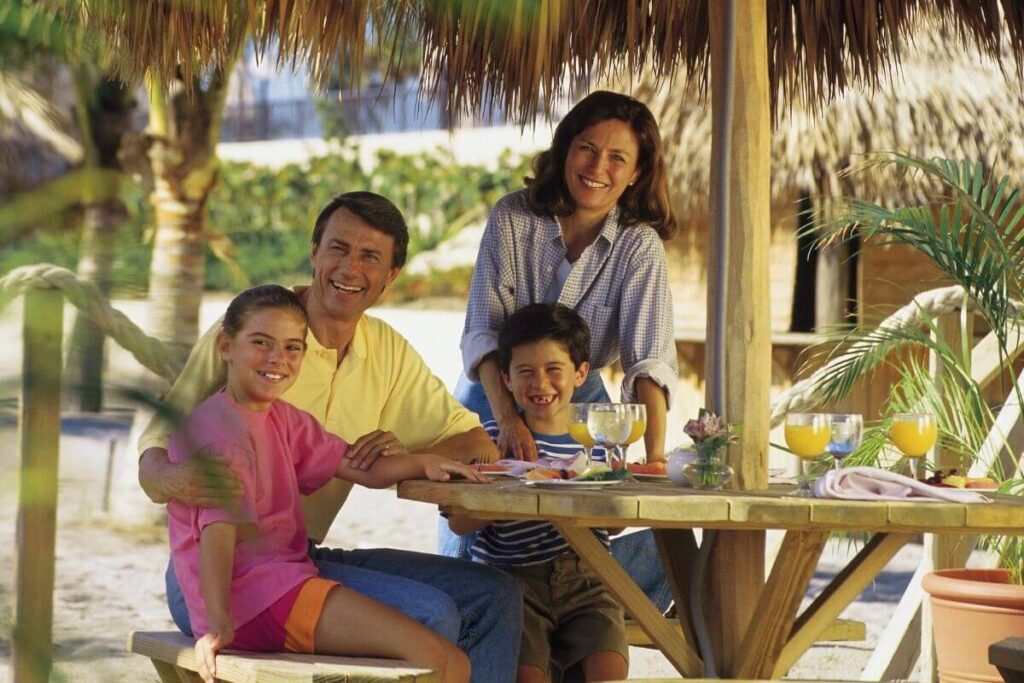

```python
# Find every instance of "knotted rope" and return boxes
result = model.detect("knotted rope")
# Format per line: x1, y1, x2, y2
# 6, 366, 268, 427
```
0, 264, 188, 382
768, 285, 983, 426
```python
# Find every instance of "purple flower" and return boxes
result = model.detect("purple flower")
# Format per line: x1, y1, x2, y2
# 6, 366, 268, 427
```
684, 408, 738, 455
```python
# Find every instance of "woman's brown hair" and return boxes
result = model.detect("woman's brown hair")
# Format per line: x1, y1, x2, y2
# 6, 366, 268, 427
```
525, 90, 677, 239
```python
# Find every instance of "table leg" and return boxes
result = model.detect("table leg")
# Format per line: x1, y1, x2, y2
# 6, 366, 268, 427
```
772, 531, 913, 677
653, 529, 699, 647
552, 522, 703, 677
734, 529, 829, 679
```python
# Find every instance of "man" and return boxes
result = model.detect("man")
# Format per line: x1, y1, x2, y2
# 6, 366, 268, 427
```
138, 192, 519, 682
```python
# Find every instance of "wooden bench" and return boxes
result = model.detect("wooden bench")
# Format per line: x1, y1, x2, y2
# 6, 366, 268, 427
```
128, 631, 439, 682
991, 636, 1024, 683
624, 617, 865, 649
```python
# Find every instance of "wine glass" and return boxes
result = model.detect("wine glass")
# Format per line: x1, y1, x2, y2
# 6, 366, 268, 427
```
827, 413, 863, 469
891, 413, 937, 481
784, 413, 830, 496
587, 403, 633, 470
624, 403, 647, 456
568, 403, 598, 467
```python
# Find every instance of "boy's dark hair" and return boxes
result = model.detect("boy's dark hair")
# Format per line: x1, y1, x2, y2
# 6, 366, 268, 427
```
311, 191, 410, 268
222, 284, 307, 338
497, 303, 591, 372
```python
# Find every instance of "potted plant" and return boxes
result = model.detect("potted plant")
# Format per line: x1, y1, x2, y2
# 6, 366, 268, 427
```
811, 152, 1024, 682
666, 408, 738, 489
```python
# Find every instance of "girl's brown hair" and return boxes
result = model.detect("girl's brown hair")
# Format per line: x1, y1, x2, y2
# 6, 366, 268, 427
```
525, 90, 677, 239
222, 285, 307, 338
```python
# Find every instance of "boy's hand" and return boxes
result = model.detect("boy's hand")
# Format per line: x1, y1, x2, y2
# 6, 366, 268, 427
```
195, 616, 234, 683
496, 413, 538, 462
417, 454, 490, 483
346, 430, 407, 470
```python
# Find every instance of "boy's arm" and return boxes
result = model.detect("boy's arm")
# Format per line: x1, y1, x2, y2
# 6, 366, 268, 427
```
197, 522, 236, 683
448, 514, 490, 536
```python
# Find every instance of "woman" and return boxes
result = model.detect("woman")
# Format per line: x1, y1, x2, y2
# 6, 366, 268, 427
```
447, 91, 679, 613
457, 90, 678, 464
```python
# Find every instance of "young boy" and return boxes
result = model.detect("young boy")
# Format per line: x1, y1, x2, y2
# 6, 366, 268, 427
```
449, 303, 627, 683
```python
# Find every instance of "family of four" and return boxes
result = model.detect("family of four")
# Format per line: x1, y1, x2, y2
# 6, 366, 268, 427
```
138, 91, 679, 683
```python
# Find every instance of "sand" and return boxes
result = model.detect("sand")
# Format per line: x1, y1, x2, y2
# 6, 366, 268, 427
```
0, 297, 925, 681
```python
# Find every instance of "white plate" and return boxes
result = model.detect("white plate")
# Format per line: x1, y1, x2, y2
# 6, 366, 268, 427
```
481, 470, 517, 478
524, 478, 624, 488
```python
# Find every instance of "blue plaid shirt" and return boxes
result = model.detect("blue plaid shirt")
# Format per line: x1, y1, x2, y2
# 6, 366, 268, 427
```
461, 190, 678, 403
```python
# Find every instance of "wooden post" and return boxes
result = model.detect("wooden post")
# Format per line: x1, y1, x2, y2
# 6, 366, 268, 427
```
920, 310, 974, 682
705, 0, 771, 675
13, 288, 64, 683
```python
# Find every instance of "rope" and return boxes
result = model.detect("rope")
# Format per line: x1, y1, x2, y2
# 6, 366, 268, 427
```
0, 264, 188, 382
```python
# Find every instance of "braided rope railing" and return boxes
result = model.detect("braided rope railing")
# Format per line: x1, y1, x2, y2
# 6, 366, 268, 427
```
0, 264, 188, 382
768, 284, 1012, 427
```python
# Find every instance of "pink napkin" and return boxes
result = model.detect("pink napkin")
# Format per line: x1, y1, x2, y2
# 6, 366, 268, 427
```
813, 466, 991, 503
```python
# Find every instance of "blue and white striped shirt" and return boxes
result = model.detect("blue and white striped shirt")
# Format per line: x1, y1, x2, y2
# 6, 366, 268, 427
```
470, 421, 611, 567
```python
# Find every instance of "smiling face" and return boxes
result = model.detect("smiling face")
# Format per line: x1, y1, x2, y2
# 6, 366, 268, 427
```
563, 118, 641, 222
309, 207, 401, 324
502, 339, 589, 434
218, 308, 307, 412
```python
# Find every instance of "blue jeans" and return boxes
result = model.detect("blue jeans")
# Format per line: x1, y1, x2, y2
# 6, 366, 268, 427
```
165, 545, 522, 683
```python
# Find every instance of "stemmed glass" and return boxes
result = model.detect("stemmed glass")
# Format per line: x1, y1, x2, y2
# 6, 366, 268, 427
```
623, 404, 648, 456
587, 403, 633, 470
568, 404, 598, 467
784, 413, 830, 496
891, 413, 937, 481
827, 414, 863, 469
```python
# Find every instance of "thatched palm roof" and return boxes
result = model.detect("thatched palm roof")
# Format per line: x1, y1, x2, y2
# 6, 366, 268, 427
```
68, 1, 1024, 120
635, 23, 1024, 214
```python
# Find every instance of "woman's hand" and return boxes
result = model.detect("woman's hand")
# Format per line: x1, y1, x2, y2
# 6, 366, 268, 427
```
417, 454, 490, 484
345, 430, 408, 470
194, 617, 234, 683
496, 413, 538, 462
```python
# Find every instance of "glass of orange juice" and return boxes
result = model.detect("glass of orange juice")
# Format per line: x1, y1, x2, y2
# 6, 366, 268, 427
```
624, 403, 647, 448
568, 404, 598, 467
784, 413, 830, 495
891, 413, 937, 481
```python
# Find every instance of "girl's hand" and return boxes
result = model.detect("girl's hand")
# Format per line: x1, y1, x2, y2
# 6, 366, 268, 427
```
418, 454, 490, 484
496, 413, 538, 462
194, 619, 234, 683
346, 430, 408, 470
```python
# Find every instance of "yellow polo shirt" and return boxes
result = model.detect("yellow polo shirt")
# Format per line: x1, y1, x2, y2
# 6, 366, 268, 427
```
139, 311, 482, 542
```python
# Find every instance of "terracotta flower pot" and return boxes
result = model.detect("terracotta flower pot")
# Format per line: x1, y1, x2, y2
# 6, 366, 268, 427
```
922, 568, 1024, 683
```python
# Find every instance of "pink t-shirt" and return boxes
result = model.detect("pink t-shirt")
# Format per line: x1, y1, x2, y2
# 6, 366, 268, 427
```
167, 391, 347, 636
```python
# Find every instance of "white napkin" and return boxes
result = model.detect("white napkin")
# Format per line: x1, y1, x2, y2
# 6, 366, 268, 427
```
813, 466, 991, 503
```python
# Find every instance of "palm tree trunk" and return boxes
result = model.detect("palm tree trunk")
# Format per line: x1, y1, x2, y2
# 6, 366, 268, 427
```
66, 199, 126, 411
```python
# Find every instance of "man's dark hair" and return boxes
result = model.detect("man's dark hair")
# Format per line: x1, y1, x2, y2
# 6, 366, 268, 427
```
222, 284, 307, 338
311, 191, 410, 268
498, 303, 591, 373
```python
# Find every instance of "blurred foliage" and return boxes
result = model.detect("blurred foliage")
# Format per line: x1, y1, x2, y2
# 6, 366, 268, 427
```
3, 145, 532, 299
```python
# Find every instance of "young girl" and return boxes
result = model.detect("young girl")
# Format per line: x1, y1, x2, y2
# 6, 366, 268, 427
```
166, 284, 484, 683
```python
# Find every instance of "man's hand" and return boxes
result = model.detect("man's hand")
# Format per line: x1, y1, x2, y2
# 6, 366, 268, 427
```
417, 454, 490, 484
194, 616, 234, 683
140, 448, 243, 507
496, 413, 538, 461
345, 430, 408, 470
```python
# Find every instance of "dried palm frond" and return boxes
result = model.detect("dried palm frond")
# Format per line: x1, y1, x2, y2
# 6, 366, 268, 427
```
49, 1, 1024, 124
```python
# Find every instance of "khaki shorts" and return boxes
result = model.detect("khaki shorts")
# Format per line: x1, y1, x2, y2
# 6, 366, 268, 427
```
501, 553, 628, 674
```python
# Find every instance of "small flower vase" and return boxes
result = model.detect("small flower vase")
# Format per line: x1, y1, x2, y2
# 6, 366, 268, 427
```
681, 447, 733, 490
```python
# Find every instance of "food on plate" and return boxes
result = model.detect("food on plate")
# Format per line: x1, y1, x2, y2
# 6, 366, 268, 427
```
525, 468, 567, 481
627, 462, 667, 476
924, 469, 999, 489
575, 464, 627, 482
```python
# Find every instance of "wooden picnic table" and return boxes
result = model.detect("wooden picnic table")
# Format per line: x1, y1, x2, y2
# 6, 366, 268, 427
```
398, 478, 1024, 680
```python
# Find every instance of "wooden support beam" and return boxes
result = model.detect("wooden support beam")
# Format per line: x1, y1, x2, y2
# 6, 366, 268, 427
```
735, 530, 829, 679
705, 0, 771, 671
13, 288, 64, 683
774, 532, 913, 677
653, 529, 699, 647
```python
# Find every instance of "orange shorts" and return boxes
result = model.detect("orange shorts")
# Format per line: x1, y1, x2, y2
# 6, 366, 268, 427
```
230, 577, 337, 653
